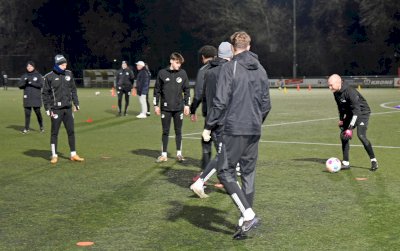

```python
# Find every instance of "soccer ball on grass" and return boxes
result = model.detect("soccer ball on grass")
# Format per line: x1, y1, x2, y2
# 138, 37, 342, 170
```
325, 157, 341, 173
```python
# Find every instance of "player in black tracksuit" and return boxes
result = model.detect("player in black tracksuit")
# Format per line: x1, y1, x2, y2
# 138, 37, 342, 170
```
18, 61, 44, 134
204, 32, 271, 239
190, 42, 233, 198
154, 52, 190, 162
116, 61, 135, 116
190, 45, 217, 170
328, 74, 378, 171
42, 55, 84, 164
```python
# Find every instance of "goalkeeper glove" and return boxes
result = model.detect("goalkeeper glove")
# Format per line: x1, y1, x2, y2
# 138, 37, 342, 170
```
202, 129, 211, 142
341, 129, 353, 140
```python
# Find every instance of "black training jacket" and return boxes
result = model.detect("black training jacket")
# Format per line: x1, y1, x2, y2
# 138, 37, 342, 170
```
136, 69, 151, 96
333, 83, 371, 123
154, 67, 190, 112
190, 62, 212, 116
206, 51, 271, 136
42, 69, 79, 111
19, 70, 43, 107
116, 68, 135, 92
203, 58, 229, 118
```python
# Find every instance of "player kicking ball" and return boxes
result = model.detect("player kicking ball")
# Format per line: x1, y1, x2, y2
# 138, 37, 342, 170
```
328, 74, 378, 171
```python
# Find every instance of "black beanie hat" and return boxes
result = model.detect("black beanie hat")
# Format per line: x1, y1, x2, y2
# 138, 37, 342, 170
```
55, 54, 67, 65
27, 61, 35, 68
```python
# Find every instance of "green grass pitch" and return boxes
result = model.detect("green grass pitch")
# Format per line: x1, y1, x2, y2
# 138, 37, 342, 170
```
0, 87, 399, 250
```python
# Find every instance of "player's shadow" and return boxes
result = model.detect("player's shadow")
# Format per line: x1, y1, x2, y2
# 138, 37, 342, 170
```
23, 149, 68, 160
293, 157, 369, 170
6, 125, 25, 132
131, 149, 160, 159
167, 201, 236, 235
293, 157, 326, 164
160, 166, 198, 189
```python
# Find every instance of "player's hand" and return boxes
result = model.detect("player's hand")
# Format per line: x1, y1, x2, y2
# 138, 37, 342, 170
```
46, 110, 51, 116
202, 129, 211, 142
73, 105, 79, 112
184, 106, 190, 116
154, 106, 161, 116
341, 129, 353, 140
338, 120, 343, 127
190, 114, 197, 122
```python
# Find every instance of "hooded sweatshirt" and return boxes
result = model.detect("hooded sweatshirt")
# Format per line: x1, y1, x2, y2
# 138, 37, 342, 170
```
206, 50, 271, 135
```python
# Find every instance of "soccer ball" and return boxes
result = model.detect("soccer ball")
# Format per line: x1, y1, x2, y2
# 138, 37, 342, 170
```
325, 157, 341, 173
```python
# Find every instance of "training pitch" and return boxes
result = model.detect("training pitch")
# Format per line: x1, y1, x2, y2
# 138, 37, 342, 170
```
1, 87, 399, 250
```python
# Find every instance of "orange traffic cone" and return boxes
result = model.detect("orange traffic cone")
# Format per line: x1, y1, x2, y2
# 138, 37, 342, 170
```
111, 87, 116, 97
308, 84, 312, 91
297, 84, 300, 91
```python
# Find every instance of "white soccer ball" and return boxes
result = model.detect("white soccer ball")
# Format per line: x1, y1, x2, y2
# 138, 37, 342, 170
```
325, 157, 341, 173
95, 91, 100, 96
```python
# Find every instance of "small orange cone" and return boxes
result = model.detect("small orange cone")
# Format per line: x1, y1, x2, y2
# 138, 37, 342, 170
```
296, 84, 300, 91
86, 118, 93, 123
111, 87, 116, 97
111, 105, 117, 109
308, 84, 312, 91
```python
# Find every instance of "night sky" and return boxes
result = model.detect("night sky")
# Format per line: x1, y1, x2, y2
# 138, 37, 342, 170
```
1, 0, 399, 78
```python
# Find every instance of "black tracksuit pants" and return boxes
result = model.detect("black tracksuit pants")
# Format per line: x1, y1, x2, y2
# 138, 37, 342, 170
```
117, 90, 130, 114
341, 114, 375, 161
50, 108, 76, 153
24, 107, 43, 130
217, 135, 260, 210
161, 110, 183, 153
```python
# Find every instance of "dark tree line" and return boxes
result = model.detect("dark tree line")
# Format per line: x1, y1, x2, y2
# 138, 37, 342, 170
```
0, 0, 399, 78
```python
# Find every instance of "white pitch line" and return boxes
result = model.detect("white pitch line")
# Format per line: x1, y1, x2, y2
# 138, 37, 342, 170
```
380, 101, 400, 110
180, 136, 400, 149
180, 109, 400, 137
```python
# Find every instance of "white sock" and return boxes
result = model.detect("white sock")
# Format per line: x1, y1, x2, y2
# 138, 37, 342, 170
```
177, 150, 182, 156
371, 158, 377, 162
51, 144, 57, 157
161, 152, 167, 157
71, 151, 77, 157
194, 178, 204, 187
243, 208, 255, 221
238, 216, 244, 227
342, 161, 350, 166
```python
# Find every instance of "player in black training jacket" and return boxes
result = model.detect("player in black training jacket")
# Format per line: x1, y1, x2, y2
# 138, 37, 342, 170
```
204, 32, 271, 240
154, 52, 190, 163
18, 61, 44, 134
116, 61, 135, 116
328, 74, 378, 171
42, 55, 84, 164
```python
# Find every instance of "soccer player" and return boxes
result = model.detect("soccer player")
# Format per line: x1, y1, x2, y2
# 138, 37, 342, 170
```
190, 42, 233, 198
327, 74, 378, 171
42, 55, 84, 164
203, 31, 271, 239
135, 60, 151, 118
116, 61, 135, 116
190, 45, 217, 170
18, 61, 44, 134
1, 71, 8, 90
154, 52, 190, 163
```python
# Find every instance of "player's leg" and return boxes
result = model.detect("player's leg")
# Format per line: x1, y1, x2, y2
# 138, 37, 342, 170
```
172, 110, 184, 161
238, 135, 260, 208
146, 93, 150, 116
340, 119, 351, 169
157, 110, 172, 162
50, 109, 63, 163
63, 108, 84, 161
137, 94, 147, 118
117, 90, 123, 115
356, 116, 378, 171
33, 107, 44, 132
23, 107, 32, 133
124, 90, 130, 115
218, 136, 255, 218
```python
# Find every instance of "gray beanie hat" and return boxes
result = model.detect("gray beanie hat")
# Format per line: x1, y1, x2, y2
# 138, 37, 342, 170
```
54, 54, 67, 65
218, 42, 233, 59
